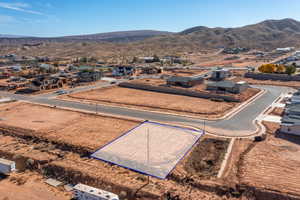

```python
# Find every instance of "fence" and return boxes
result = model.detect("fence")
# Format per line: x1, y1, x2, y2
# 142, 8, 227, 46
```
245, 72, 300, 81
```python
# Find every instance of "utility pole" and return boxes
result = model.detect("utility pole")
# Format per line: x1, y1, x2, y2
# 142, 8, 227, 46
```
146, 127, 150, 184
134, 127, 150, 197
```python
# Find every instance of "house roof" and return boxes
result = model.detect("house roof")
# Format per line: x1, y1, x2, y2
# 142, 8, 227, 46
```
167, 75, 203, 83
39, 64, 53, 69
78, 65, 95, 71
286, 104, 300, 112
282, 114, 300, 125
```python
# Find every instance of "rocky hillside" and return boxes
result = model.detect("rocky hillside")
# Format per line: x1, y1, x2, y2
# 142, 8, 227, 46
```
142, 18, 300, 50
1, 18, 300, 59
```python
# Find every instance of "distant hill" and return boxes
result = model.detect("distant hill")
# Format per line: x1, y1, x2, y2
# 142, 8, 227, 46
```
0, 30, 172, 44
62, 30, 173, 42
0, 34, 29, 38
1, 18, 300, 59
142, 18, 300, 50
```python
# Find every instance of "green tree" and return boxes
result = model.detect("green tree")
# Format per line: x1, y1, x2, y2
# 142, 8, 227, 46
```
132, 56, 139, 63
153, 54, 160, 62
285, 65, 296, 75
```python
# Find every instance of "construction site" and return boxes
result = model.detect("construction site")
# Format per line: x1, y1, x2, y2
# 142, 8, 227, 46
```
1, 93, 300, 200
1, 51, 300, 200
60, 77, 260, 119
0, 101, 229, 199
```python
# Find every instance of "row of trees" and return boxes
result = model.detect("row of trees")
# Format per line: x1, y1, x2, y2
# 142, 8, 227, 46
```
258, 63, 296, 75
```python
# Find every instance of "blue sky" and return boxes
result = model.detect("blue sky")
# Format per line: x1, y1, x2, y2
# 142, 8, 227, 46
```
0, 0, 300, 37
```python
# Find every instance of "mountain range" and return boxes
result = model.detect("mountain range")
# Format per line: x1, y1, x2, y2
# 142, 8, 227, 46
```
1, 18, 300, 50
0, 30, 172, 43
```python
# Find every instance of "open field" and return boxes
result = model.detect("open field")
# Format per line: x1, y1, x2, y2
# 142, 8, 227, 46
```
1, 101, 299, 199
0, 172, 71, 200
0, 114, 230, 199
0, 102, 138, 152
61, 86, 236, 118
61, 83, 259, 118
240, 122, 300, 197
183, 138, 229, 179
234, 77, 300, 88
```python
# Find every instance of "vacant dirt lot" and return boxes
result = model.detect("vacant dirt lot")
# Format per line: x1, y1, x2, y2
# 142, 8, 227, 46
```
62, 86, 236, 118
0, 102, 138, 151
184, 138, 229, 178
0, 172, 71, 200
234, 77, 300, 88
0, 122, 227, 200
62, 83, 260, 118
240, 122, 300, 196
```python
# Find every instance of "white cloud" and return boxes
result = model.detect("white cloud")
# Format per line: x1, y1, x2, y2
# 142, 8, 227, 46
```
0, 15, 16, 24
0, 2, 44, 15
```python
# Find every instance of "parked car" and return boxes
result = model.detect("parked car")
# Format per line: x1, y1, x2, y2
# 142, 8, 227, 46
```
55, 90, 67, 95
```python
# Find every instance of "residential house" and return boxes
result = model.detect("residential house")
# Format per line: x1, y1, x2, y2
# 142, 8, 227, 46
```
289, 91, 300, 104
206, 80, 249, 94
112, 66, 135, 76
285, 104, 300, 116
167, 75, 204, 87
276, 47, 294, 53
280, 114, 300, 136
138, 57, 155, 63
8, 65, 22, 72
280, 92, 300, 136
140, 66, 163, 74
77, 71, 102, 82
211, 68, 231, 81
29, 75, 64, 91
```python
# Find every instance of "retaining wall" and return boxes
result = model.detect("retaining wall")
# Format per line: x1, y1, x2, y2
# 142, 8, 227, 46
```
245, 72, 300, 81
119, 82, 240, 102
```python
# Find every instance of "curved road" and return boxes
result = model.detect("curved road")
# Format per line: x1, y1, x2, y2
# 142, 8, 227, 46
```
0, 85, 290, 137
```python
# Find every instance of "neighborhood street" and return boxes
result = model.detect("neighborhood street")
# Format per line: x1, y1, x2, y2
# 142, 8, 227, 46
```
0, 85, 290, 137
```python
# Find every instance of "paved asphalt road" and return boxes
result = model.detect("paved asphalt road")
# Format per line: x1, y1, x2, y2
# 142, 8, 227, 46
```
0, 85, 290, 137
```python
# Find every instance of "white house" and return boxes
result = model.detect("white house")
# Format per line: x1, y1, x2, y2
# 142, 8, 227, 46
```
280, 92, 300, 136
276, 47, 295, 52
280, 115, 300, 136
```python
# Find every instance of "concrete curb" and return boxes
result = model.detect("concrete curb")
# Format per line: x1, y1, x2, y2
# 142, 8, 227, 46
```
217, 138, 235, 178
18, 100, 145, 124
